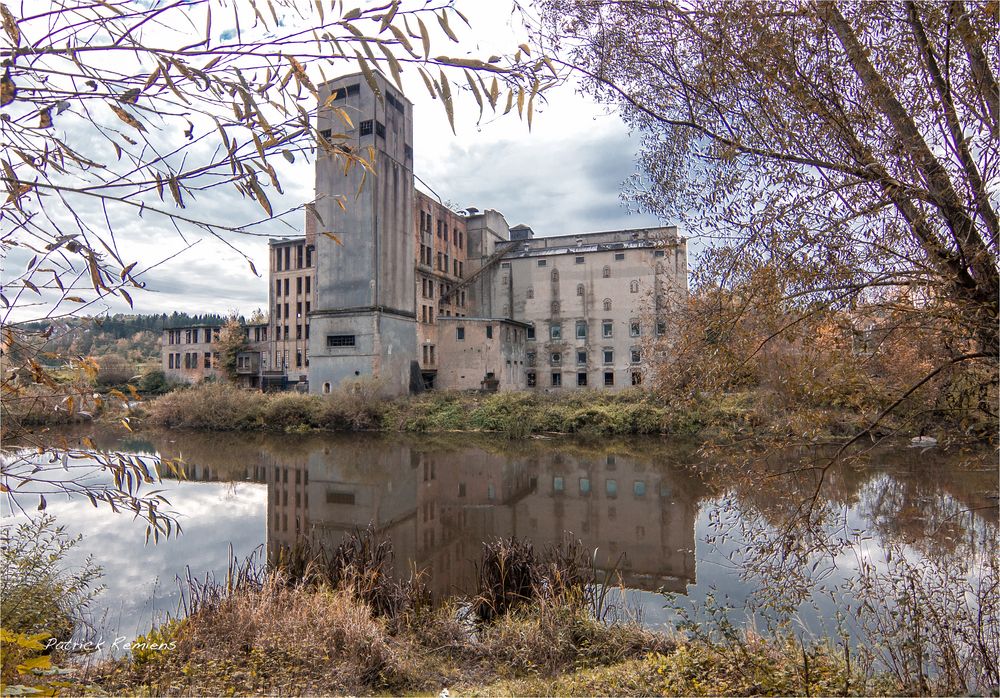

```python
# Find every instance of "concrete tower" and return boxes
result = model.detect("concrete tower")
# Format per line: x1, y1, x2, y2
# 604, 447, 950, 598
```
308, 72, 417, 396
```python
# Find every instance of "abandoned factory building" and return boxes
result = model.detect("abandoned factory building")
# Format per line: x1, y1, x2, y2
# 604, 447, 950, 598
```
162, 71, 687, 395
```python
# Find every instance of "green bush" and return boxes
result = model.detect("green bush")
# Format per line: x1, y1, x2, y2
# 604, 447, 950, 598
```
1, 515, 104, 639
262, 392, 322, 430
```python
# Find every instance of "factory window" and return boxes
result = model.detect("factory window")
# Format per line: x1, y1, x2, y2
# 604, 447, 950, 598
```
537, 259, 547, 267
603, 298, 612, 311
203, 352, 211, 368
296, 277, 302, 294
284, 278, 289, 295
359, 119, 373, 136
375, 121, 385, 138
551, 301, 560, 314
577, 372, 587, 386
602, 350, 615, 367
296, 324, 302, 339
306, 245, 313, 267
326, 334, 356, 347
295, 351, 302, 367
602, 265, 611, 278
168, 354, 174, 369
606, 479, 617, 496
551, 372, 562, 387
284, 247, 290, 270
576, 283, 584, 296
550, 352, 561, 365
296, 245, 303, 268
323, 382, 331, 394
631, 371, 642, 386
554, 476, 565, 492
604, 371, 615, 386
275, 279, 281, 296
577, 350, 587, 364
634, 480, 646, 497
656, 320, 667, 336
615, 252, 625, 261
456, 327, 465, 341
527, 325, 535, 340
443, 223, 449, 242
575, 256, 584, 264
526, 287, 534, 299
576, 321, 587, 339
549, 323, 561, 340
527, 372, 536, 387
655, 250, 665, 257
551, 269, 559, 282
631, 347, 641, 364
526, 352, 536, 366
630, 320, 640, 337
630, 280, 639, 293
296, 302, 302, 317
579, 478, 591, 495
404, 144, 412, 160
486, 325, 493, 339
602, 320, 613, 338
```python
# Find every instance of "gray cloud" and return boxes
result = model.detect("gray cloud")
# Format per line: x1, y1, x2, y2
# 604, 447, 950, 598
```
416, 123, 662, 236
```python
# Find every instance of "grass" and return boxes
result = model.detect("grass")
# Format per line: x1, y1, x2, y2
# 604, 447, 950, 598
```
138, 380, 892, 441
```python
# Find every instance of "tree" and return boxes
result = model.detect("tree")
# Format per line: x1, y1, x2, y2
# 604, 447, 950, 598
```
1, 0, 558, 534
217, 315, 247, 380
541, 0, 997, 432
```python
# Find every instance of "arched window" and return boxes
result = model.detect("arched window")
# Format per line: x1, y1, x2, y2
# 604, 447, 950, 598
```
602, 265, 611, 278
322, 382, 331, 394
630, 280, 639, 294
526, 287, 534, 299
551, 269, 559, 282
576, 283, 585, 297
603, 298, 612, 311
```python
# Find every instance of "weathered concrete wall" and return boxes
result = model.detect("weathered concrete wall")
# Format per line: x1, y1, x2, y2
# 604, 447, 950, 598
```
464, 209, 512, 317
435, 318, 528, 391
308, 71, 416, 396
486, 227, 688, 391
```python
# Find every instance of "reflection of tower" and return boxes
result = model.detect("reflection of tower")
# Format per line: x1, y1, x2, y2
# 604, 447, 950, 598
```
308, 72, 417, 397
265, 459, 311, 563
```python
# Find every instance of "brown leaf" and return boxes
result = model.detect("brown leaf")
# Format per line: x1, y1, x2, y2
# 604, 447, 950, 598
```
110, 104, 146, 132
1, 70, 15, 107
38, 107, 52, 129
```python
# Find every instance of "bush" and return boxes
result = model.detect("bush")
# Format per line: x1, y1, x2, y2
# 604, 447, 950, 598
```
145, 382, 264, 430
0, 515, 103, 641
262, 392, 323, 430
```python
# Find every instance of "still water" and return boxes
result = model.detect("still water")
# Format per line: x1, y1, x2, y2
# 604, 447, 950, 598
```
2, 427, 996, 647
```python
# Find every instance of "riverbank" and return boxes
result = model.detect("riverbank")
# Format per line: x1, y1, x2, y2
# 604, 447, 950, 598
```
132, 380, 945, 442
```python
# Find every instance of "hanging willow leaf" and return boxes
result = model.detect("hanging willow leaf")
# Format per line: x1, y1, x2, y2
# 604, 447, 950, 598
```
0, 3, 19, 46
437, 11, 458, 42
1, 69, 15, 106
438, 69, 455, 134
355, 51, 382, 102
110, 104, 146, 132
416, 16, 430, 59
323, 231, 343, 245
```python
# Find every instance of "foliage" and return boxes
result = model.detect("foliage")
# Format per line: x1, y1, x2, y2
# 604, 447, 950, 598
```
542, 0, 999, 438
1, 0, 556, 537
216, 315, 247, 381
0, 515, 103, 645
146, 381, 265, 430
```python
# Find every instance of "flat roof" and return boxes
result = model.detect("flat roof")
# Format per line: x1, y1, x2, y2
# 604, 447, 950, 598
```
436, 316, 532, 329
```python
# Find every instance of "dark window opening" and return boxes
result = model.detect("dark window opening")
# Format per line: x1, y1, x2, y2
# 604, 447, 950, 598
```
327, 335, 356, 347
375, 121, 386, 138
359, 120, 373, 136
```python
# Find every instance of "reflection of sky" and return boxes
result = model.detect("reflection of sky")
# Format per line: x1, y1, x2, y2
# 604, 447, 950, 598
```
3, 463, 265, 650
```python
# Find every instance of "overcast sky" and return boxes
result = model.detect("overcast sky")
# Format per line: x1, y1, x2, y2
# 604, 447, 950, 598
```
6, 2, 666, 321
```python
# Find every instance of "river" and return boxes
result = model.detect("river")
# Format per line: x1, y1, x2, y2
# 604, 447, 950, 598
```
2, 427, 996, 654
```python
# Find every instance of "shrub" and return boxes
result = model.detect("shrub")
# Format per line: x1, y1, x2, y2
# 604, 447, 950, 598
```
262, 392, 322, 430
145, 382, 263, 430
0, 515, 104, 640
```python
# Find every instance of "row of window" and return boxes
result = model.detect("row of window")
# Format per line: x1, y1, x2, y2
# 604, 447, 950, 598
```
275, 275, 311, 298
526, 371, 642, 388
525, 281, 642, 299
273, 244, 313, 272
274, 324, 308, 341
166, 328, 217, 345
526, 319, 666, 341
528, 347, 641, 366
273, 349, 307, 369
274, 300, 311, 321
453, 325, 523, 342
167, 351, 216, 370
552, 476, 660, 497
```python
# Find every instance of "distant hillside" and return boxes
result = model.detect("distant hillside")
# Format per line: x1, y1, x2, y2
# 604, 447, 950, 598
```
17, 313, 243, 366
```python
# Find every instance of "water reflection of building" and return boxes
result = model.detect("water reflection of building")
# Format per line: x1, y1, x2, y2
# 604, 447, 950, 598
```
261, 436, 700, 600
